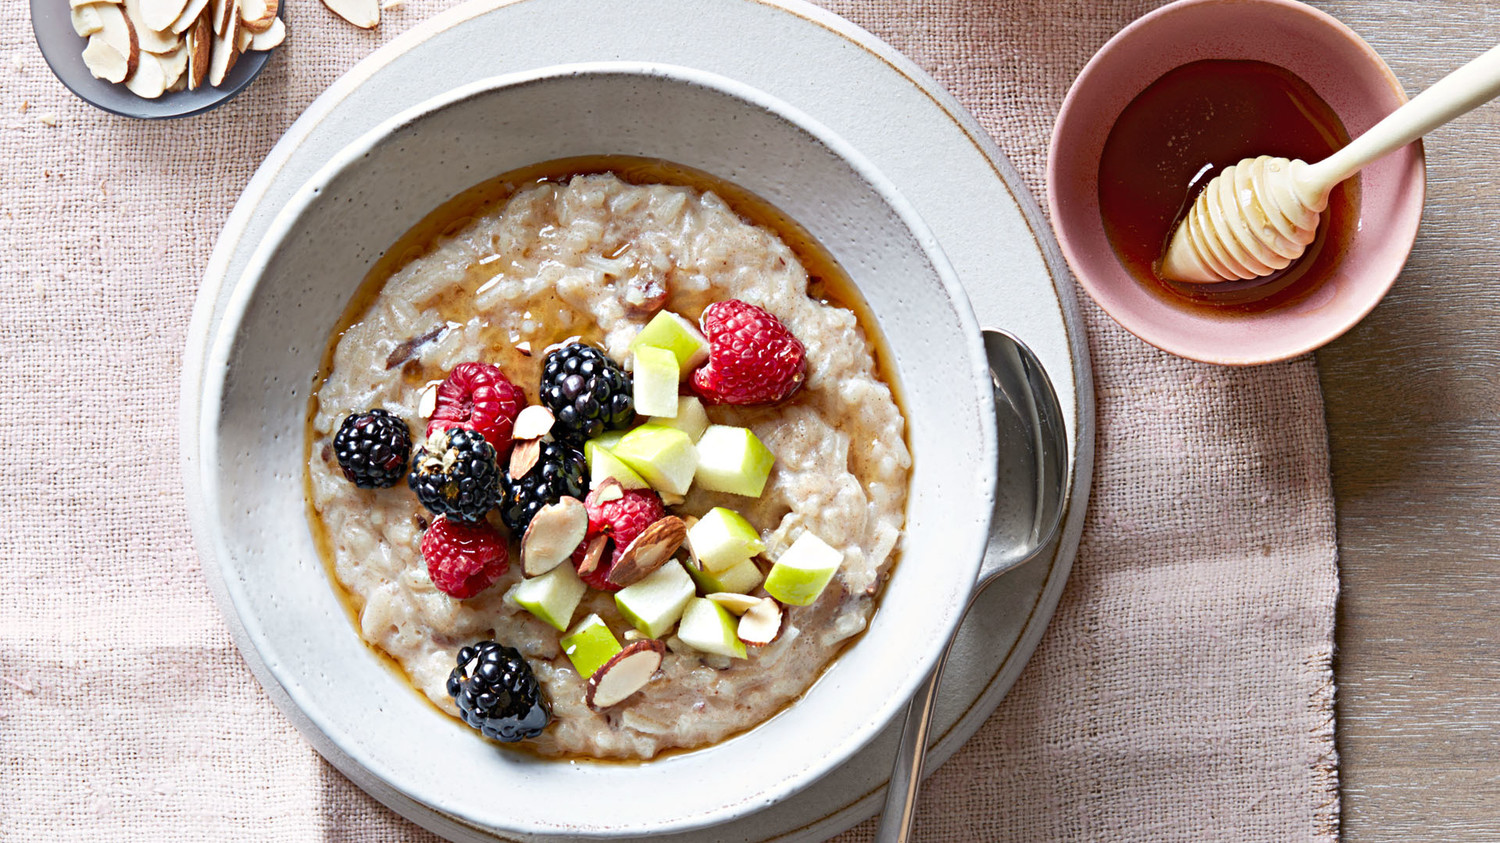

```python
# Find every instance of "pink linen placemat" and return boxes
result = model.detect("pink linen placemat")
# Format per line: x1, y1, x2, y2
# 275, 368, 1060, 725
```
0, 0, 1338, 840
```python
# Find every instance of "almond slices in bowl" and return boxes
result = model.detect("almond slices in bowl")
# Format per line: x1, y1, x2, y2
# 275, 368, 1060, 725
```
71, 0, 285, 99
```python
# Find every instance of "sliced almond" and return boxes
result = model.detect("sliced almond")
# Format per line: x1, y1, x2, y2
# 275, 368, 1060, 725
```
207, 11, 239, 86
124, 51, 167, 98
185, 11, 209, 89
737, 597, 783, 646
166, 69, 187, 91
123, 0, 180, 54
521, 497, 588, 576
155, 39, 187, 86
71, 4, 105, 37
622, 629, 647, 642
210, 0, 232, 36
169, 0, 210, 33
595, 483, 623, 504
606, 516, 687, 587
239, 0, 276, 32
585, 640, 665, 709
512, 406, 555, 441
139, 0, 188, 32
508, 438, 540, 480
515, 341, 532, 357
80, 37, 129, 83
93, 4, 138, 78
659, 491, 685, 507
246, 14, 283, 50
234, 19, 251, 51
321, 0, 378, 28
706, 593, 761, 615
575, 533, 609, 577
417, 382, 439, 420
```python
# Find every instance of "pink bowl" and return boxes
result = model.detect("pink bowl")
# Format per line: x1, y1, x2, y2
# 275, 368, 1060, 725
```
1047, 0, 1424, 365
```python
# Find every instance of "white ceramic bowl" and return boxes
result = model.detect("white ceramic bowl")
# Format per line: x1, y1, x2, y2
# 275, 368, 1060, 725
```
200, 63, 996, 839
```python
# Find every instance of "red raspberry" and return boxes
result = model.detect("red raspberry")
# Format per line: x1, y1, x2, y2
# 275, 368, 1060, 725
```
422, 516, 510, 599
426, 362, 527, 455
571, 485, 666, 591
690, 300, 806, 405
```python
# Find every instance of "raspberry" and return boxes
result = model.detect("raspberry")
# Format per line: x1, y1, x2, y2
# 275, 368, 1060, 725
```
427, 362, 527, 455
572, 485, 666, 591
690, 300, 806, 405
422, 516, 509, 598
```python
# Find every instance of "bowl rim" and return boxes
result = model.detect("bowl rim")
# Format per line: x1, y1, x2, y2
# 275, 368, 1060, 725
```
198, 60, 997, 836
1046, 0, 1427, 365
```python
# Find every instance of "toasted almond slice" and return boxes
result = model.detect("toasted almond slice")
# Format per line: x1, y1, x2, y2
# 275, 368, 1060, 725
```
521, 497, 588, 576
508, 438, 540, 480
595, 483, 623, 504
94, 4, 139, 78
659, 491, 685, 507
512, 406, 555, 441
71, 4, 105, 36
210, 0, 232, 36
575, 533, 609, 577
515, 341, 532, 357
417, 382, 439, 420
585, 640, 665, 709
239, 0, 276, 32
70, 0, 120, 8
606, 516, 687, 588
185, 11, 209, 89
706, 593, 761, 615
124, 51, 167, 98
234, 18, 251, 51
140, 0, 188, 32
154, 39, 187, 84
246, 14, 282, 48
321, 0, 378, 28
738, 597, 783, 646
169, 0, 209, 32
123, 0, 179, 53
80, 37, 129, 83
166, 68, 187, 91
207, 9, 238, 86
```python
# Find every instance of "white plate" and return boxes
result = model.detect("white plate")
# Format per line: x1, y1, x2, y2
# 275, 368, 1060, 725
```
179, 0, 1095, 839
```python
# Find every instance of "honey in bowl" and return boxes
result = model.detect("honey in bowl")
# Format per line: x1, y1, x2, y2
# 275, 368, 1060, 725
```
1097, 59, 1359, 314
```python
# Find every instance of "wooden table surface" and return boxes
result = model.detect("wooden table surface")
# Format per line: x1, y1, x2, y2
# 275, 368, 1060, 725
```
1313, 2, 1500, 838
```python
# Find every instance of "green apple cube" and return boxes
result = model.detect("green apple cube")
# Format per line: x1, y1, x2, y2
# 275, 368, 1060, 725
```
632, 345, 682, 418
677, 597, 747, 659
688, 507, 766, 573
560, 614, 622, 679
763, 532, 843, 606
512, 562, 587, 630
650, 395, 710, 443
591, 430, 627, 452
693, 425, 775, 497
613, 424, 698, 496
630, 310, 709, 376
686, 556, 764, 595
585, 439, 650, 490
614, 560, 696, 639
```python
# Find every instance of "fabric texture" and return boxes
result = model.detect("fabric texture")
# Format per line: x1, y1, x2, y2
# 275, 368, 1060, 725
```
0, 0, 1338, 840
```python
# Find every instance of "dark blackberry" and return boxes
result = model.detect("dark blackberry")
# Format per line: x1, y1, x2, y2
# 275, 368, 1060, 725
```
540, 343, 634, 442
333, 409, 412, 488
497, 440, 586, 533
407, 428, 501, 523
446, 641, 550, 742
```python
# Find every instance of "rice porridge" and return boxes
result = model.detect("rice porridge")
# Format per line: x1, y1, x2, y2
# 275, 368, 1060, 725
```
307, 159, 911, 759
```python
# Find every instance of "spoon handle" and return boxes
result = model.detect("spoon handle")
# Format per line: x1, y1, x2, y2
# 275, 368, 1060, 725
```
1306, 42, 1500, 191
875, 646, 951, 843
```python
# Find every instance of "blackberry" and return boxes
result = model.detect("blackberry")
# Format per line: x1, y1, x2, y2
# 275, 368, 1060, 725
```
333, 409, 412, 488
540, 343, 634, 442
446, 641, 550, 742
407, 428, 501, 523
497, 440, 586, 533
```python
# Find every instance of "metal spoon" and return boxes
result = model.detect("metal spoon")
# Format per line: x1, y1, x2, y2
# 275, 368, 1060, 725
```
875, 328, 1070, 843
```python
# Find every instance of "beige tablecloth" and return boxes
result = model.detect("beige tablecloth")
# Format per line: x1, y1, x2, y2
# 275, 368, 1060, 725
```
0, 1, 1338, 839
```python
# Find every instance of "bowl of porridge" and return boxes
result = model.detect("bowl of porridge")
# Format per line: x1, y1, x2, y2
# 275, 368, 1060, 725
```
200, 63, 997, 837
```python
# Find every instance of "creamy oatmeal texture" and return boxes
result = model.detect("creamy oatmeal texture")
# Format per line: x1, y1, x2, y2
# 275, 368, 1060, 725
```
308, 172, 911, 759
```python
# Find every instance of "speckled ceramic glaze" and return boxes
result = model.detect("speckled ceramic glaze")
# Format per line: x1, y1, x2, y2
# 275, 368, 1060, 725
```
1048, 0, 1425, 365
200, 64, 996, 838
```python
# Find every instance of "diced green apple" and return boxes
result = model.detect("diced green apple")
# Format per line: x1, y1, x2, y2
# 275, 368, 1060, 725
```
688, 507, 766, 573
693, 425, 774, 497
677, 597, 747, 659
684, 556, 764, 595
591, 430, 627, 452
650, 395, 709, 443
764, 532, 843, 606
630, 310, 709, 376
613, 424, 698, 496
632, 345, 682, 418
560, 613, 622, 679
585, 439, 650, 490
512, 562, 587, 630
613, 559, 697, 639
